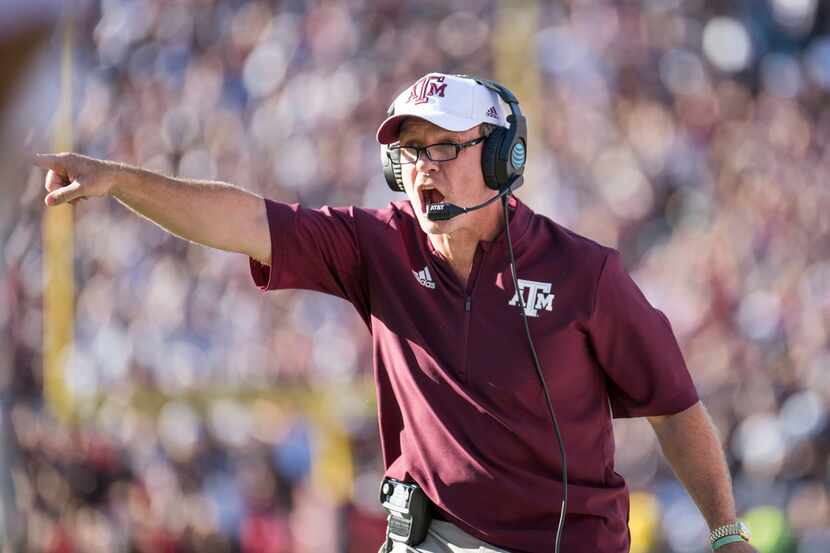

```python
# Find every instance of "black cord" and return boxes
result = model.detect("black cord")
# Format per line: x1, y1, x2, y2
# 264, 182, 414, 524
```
501, 194, 568, 553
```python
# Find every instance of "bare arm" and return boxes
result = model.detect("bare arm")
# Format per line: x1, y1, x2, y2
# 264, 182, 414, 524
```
648, 401, 757, 552
111, 166, 271, 264
33, 153, 271, 265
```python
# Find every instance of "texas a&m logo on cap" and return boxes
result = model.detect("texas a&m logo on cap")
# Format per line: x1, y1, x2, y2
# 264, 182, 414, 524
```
407, 74, 447, 105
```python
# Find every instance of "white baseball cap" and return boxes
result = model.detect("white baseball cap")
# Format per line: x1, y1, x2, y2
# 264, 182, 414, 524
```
376, 73, 509, 144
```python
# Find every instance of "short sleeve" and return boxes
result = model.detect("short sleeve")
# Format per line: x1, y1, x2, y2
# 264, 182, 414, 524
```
587, 251, 699, 418
249, 199, 369, 317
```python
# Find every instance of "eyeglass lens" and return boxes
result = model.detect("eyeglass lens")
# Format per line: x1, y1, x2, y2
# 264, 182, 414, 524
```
399, 144, 457, 164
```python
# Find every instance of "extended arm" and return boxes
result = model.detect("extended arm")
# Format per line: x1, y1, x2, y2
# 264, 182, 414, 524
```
33, 153, 271, 265
648, 401, 757, 552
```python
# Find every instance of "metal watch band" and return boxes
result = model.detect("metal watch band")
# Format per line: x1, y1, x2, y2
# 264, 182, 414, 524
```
709, 522, 746, 544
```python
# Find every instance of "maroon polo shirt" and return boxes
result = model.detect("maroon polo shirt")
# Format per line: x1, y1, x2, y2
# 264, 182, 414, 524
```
250, 197, 699, 553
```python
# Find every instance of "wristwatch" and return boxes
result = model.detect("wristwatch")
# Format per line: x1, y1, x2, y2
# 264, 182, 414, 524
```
710, 521, 751, 545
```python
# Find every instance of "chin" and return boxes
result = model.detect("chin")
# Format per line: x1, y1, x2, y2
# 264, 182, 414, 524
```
416, 213, 453, 235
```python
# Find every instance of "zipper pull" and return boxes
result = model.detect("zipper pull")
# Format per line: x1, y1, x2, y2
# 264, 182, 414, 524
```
465, 297, 471, 312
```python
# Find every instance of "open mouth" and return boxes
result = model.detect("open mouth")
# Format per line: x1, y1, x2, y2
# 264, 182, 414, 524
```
419, 188, 446, 213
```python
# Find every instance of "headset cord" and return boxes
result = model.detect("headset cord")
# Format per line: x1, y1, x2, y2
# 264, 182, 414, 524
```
501, 194, 568, 553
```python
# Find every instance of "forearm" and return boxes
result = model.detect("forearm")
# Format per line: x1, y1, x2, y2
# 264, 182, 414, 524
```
112, 165, 270, 263
649, 402, 736, 529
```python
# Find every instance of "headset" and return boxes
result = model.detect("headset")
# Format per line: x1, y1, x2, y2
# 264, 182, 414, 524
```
379, 75, 569, 553
380, 75, 527, 194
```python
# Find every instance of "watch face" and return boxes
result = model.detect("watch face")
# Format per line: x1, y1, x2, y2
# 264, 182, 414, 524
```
738, 521, 752, 540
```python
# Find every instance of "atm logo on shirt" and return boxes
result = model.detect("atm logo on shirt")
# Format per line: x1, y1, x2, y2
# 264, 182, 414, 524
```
509, 279, 555, 317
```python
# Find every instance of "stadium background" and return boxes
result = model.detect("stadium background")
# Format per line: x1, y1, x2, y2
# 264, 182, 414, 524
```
1, 0, 829, 551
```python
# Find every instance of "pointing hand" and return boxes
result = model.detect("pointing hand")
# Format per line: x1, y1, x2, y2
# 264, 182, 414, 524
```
32, 152, 117, 206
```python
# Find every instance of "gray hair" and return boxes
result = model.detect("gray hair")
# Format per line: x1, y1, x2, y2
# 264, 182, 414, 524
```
479, 123, 498, 138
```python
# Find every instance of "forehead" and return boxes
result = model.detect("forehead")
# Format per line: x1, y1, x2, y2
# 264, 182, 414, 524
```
398, 118, 476, 143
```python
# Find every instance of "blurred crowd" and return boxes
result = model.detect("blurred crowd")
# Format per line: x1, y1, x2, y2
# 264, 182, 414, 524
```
1, 0, 829, 552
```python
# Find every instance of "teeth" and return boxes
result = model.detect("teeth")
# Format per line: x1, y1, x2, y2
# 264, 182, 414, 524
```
419, 189, 430, 214
419, 188, 444, 214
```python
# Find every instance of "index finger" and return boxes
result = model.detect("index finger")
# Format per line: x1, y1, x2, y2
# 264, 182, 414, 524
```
31, 153, 68, 174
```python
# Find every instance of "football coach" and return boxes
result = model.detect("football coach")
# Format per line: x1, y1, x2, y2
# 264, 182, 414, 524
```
34, 73, 757, 553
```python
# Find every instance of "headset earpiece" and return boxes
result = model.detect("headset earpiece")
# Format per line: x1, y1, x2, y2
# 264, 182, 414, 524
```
481, 114, 527, 190
470, 77, 527, 191
481, 126, 507, 190
381, 144, 404, 192
381, 100, 406, 192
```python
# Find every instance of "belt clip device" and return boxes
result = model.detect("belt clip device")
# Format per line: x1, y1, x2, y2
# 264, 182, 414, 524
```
379, 478, 431, 546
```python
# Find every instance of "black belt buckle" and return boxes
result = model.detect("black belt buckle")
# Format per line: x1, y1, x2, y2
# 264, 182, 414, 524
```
379, 477, 431, 546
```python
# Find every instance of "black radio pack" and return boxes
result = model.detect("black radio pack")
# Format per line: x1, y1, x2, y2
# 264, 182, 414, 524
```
379, 478, 432, 547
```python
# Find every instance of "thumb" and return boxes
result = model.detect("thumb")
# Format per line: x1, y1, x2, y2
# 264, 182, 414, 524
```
45, 180, 83, 206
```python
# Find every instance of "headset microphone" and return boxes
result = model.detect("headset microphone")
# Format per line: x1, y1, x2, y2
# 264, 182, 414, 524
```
426, 176, 524, 222
425, 202, 464, 221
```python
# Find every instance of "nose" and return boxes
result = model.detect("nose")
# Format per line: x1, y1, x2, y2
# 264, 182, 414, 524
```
414, 151, 439, 173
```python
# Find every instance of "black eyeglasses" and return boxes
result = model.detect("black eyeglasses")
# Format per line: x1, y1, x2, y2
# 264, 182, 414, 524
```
387, 136, 485, 165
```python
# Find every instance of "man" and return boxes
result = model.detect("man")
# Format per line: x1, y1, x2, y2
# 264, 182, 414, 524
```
34, 73, 756, 553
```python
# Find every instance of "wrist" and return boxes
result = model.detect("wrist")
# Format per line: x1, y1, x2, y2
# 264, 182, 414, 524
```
709, 520, 751, 549
712, 535, 744, 550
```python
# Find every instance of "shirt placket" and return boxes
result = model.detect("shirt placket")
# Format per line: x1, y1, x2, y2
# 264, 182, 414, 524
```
459, 244, 488, 383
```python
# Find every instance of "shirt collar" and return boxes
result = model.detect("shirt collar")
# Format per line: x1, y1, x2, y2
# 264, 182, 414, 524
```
477, 194, 531, 252
422, 194, 532, 256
